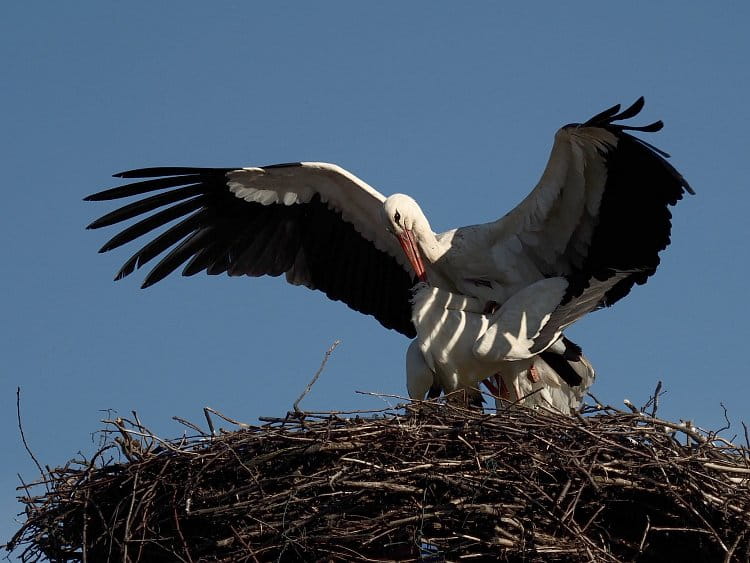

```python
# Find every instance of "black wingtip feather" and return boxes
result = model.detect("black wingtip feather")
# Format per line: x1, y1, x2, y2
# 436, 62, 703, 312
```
114, 259, 136, 281
113, 167, 230, 179
620, 120, 664, 133
562, 103, 694, 308
86, 175, 210, 202
94, 198, 207, 253
561, 336, 583, 361
610, 96, 645, 122
578, 100, 695, 197
262, 162, 303, 169
539, 351, 583, 387
580, 97, 654, 130
586, 103, 621, 125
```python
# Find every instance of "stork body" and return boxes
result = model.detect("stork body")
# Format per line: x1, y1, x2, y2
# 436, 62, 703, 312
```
492, 352, 595, 414
407, 283, 595, 413
85, 98, 692, 404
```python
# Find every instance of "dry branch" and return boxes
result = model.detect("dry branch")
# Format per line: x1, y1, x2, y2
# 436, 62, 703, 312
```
6, 400, 750, 562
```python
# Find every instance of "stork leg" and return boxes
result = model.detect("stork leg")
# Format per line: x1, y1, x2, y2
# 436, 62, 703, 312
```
482, 376, 499, 396
527, 364, 541, 383
482, 374, 511, 406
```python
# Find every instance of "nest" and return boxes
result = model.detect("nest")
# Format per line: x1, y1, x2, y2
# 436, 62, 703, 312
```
7, 396, 750, 562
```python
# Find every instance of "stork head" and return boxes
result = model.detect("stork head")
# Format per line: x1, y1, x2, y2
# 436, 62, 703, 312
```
382, 194, 430, 282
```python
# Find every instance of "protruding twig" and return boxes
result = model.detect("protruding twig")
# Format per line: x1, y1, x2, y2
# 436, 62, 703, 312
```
7, 399, 750, 561
639, 514, 651, 553
586, 391, 609, 409
716, 402, 732, 435
203, 407, 250, 429
131, 410, 144, 431
623, 399, 640, 414
173, 416, 209, 437
204, 407, 217, 436
646, 380, 663, 417
293, 340, 341, 414
16, 387, 44, 479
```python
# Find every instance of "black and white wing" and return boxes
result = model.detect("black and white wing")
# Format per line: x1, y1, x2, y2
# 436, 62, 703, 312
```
85, 162, 417, 336
486, 97, 693, 310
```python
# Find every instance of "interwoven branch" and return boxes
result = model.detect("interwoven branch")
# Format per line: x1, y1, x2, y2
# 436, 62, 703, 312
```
7, 400, 750, 562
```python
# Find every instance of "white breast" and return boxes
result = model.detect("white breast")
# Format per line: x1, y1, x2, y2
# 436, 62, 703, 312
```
410, 284, 502, 392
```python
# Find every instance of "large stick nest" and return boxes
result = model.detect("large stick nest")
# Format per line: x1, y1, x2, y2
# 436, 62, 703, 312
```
7, 398, 750, 562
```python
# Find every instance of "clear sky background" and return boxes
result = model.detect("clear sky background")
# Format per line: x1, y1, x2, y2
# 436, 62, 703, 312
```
2, 2, 748, 551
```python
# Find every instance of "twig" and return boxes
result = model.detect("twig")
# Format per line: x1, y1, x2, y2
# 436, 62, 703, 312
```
716, 402, 732, 435
638, 514, 651, 553
651, 381, 663, 417
702, 463, 750, 475
101, 420, 200, 456
623, 399, 640, 414
229, 525, 261, 563
204, 407, 217, 436
173, 492, 194, 563
202, 407, 250, 429
293, 340, 341, 413
122, 471, 139, 563
8, 399, 750, 561
586, 391, 610, 409
724, 529, 747, 563
172, 416, 209, 437
16, 387, 44, 479
355, 390, 411, 402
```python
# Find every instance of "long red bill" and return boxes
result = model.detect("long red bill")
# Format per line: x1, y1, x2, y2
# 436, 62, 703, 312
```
397, 230, 427, 283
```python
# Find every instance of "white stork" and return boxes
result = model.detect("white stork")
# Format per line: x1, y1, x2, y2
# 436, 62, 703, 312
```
85, 98, 692, 406
408, 283, 597, 413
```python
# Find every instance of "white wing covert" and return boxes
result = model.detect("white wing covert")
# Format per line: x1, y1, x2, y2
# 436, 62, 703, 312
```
487, 97, 693, 312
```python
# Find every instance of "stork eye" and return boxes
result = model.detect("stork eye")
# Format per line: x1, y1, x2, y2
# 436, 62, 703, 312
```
394, 211, 401, 224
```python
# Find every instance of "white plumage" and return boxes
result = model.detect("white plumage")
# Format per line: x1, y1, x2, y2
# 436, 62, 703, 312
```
85, 98, 691, 410
409, 283, 595, 413
490, 354, 595, 414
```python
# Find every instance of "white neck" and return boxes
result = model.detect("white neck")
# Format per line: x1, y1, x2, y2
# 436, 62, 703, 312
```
413, 222, 441, 265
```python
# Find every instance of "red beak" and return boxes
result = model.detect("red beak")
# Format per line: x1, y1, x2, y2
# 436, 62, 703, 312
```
397, 229, 427, 283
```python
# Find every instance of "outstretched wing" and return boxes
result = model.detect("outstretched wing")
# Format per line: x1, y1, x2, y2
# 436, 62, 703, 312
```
486, 97, 693, 309
85, 162, 417, 336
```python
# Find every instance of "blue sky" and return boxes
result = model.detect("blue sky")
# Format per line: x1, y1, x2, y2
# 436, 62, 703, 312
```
2, 2, 749, 550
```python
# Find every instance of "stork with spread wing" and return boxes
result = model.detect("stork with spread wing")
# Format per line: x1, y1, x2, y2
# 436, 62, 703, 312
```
86, 98, 692, 409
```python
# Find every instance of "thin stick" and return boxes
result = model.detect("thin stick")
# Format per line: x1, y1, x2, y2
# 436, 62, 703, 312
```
122, 471, 139, 563
651, 381, 662, 417
724, 529, 746, 563
638, 515, 650, 553
173, 416, 209, 437
203, 407, 250, 429
16, 387, 44, 479
355, 390, 411, 402
101, 421, 200, 456
293, 340, 341, 413
204, 407, 217, 436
